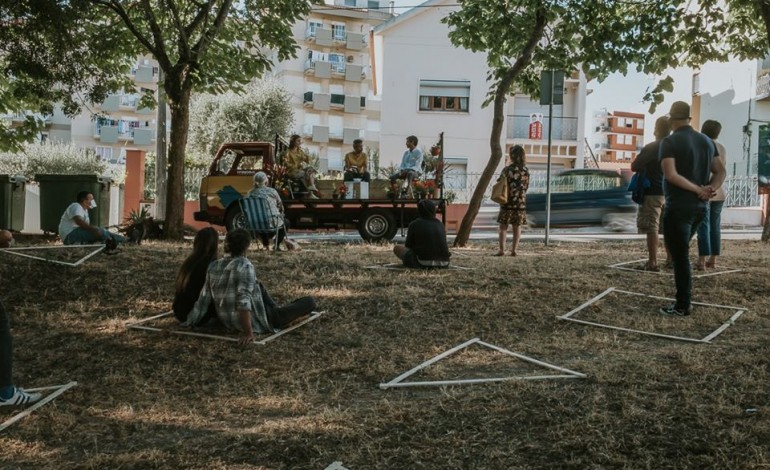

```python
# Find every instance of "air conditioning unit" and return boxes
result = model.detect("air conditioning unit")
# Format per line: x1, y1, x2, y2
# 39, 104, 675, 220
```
347, 55, 354, 63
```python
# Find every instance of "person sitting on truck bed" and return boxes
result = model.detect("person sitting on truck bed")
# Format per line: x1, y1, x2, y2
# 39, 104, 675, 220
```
390, 135, 424, 196
343, 139, 371, 182
282, 134, 321, 198
393, 199, 451, 269
184, 229, 317, 344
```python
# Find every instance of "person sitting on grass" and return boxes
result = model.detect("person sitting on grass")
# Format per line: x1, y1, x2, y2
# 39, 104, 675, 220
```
184, 229, 317, 344
172, 227, 220, 323
58, 190, 125, 249
393, 199, 451, 269
0, 298, 41, 407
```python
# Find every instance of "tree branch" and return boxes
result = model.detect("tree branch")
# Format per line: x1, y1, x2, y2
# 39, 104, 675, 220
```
89, 0, 161, 62
185, 0, 217, 39
190, 0, 234, 58
165, 0, 192, 59
137, 0, 172, 69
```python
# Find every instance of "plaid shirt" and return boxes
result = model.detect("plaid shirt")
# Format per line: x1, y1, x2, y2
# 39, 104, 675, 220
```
184, 256, 272, 334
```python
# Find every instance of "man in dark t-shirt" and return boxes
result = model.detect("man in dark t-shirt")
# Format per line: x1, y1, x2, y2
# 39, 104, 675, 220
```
659, 101, 726, 316
393, 199, 451, 268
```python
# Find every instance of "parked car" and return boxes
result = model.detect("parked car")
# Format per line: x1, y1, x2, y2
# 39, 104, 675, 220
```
526, 169, 636, 229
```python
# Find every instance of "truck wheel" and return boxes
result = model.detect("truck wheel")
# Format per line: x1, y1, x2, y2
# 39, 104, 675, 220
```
358, 209, 397, 242
224, 204, 248, 232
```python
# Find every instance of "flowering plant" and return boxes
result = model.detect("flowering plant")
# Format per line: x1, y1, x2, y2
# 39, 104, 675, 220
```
268, 164, 292, 197
335, 183, 348, 199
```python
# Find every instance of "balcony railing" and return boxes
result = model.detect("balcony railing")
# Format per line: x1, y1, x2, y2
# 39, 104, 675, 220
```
506, 115, 578, 141
757, 73, 770, 99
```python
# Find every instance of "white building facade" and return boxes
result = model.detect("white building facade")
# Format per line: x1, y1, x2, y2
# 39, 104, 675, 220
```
271, 0, 393, 173
372, 0, 588, 195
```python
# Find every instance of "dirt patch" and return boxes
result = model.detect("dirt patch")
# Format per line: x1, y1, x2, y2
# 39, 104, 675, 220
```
0, 238, 768, 469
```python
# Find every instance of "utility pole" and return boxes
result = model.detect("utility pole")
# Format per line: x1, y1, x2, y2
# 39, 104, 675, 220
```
540, 70, 564, 246
155, 67, 167, 220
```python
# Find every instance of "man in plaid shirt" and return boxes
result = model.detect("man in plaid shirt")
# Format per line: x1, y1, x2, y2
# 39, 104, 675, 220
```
184, 229, 316, 344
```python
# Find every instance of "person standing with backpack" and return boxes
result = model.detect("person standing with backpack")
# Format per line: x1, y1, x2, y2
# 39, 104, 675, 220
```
631, 116, 671, 271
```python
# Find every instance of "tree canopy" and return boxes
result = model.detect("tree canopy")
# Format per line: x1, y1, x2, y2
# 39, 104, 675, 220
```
442, 0, 770, 246
1, 0, 317, 238
187, 78, 295, 161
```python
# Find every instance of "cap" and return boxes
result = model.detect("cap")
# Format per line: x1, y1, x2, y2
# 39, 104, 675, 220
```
668, 101, 691, 120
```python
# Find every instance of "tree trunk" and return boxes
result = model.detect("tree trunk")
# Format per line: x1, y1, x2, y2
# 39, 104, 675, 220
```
163, 76, 193, 240
757, 0, 770, 242
452, 8, 548, 247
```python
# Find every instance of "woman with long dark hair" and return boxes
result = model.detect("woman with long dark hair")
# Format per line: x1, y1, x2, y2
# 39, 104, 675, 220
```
495, 145, 530, 256
172, 227, 219, 322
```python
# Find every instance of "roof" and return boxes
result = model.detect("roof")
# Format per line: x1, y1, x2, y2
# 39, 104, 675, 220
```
373, 0, 446, 35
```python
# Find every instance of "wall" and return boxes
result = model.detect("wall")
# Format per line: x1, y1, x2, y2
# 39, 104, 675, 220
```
376, 1, 498, 175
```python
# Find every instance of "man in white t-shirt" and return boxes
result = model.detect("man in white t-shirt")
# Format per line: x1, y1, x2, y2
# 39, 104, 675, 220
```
58, 191, 125, 246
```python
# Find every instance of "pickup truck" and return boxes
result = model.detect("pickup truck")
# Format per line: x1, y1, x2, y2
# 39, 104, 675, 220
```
193, 140, 446, 242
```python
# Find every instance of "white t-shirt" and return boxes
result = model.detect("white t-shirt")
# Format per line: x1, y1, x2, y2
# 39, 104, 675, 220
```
58, 202, 89, 241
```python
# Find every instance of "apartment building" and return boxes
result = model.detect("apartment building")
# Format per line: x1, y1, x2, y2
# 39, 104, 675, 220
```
271, 0, 393, 172
592, 109, 645, 169
10, 58, 161, 164
372, 0, 588, 195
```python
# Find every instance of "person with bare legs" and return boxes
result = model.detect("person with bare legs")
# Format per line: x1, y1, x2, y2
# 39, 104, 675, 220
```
631, 116, 671, 271
495, 145, 529, 256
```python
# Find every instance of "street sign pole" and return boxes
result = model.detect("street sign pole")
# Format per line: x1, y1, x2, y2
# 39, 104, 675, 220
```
540, 70, 564, 247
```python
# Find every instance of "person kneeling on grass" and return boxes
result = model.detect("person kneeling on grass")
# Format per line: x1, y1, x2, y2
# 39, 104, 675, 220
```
184, 229, 317, 344
58, 190, 125, 249
393, 199, 451, 269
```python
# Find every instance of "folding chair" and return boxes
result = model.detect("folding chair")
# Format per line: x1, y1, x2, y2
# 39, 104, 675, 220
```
239, 196, 285, 250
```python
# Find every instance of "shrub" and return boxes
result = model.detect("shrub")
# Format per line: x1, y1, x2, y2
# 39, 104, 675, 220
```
0, 142, 108, 181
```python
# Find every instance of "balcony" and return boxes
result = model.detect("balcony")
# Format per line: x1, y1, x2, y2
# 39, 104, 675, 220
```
506, 115, 579, 141
303, 92, 366, 113
94, 121, 154, 144
304, 60, 366, 82
757, 73, 770, 101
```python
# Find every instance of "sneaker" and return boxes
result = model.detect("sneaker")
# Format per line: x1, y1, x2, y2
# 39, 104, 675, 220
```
0, 387, 42, 407
659, 304, 691, 316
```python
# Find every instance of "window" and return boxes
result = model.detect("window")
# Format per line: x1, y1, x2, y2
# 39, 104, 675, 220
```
94, 146, 113, 162
344, 0, 356, 6
329, 53, 346, 73
418, 80, 470, 112
332, 24, 346, 41
368, 0, 380, 9
308, 20, 323, 37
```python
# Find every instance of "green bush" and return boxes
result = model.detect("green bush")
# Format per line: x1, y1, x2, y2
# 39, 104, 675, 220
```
0, 142, 120, 182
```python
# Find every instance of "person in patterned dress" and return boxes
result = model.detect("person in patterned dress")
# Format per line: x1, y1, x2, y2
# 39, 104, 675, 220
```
495, 145, 529, 256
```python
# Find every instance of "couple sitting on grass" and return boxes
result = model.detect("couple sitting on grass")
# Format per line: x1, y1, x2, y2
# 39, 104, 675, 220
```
172, 228, 316, 345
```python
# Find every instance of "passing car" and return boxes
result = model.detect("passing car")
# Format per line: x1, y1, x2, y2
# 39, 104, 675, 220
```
526, 169, 636, 229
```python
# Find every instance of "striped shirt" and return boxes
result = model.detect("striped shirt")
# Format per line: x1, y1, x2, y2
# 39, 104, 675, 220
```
184, 256, 272, 334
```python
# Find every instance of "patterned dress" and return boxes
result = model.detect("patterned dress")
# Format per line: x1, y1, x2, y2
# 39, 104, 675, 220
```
496, 164, 530, 225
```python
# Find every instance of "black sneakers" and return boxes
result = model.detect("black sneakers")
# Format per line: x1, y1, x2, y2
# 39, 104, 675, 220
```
104, 237, 120, 255
659, 304, 691, 316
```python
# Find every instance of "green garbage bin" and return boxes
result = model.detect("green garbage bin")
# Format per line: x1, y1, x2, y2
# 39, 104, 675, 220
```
35, 174, 113, 235
0, 175, 27, 231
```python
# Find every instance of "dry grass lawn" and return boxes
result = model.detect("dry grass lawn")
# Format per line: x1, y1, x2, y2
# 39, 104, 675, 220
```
0, 237, 768, 469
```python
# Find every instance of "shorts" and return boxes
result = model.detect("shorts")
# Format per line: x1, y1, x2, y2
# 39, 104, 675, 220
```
637, 195, 664, 234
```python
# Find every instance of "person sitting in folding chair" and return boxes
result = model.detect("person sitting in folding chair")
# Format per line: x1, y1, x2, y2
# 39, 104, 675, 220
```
243, 172, 288, 251
184, 229, 317, 345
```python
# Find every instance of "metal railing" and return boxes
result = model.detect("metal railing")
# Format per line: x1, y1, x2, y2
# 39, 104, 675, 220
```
147, 168, 762, 207
507, 115, 579, 140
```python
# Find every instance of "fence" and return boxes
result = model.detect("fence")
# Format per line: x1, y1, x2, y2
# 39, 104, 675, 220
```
146, 167, 762, 208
